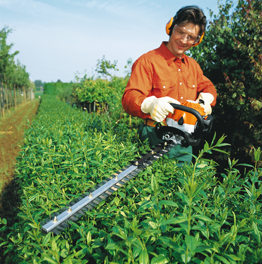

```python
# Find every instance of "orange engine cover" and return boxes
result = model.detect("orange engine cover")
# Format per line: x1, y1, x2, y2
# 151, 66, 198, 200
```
166, 101, 206, 134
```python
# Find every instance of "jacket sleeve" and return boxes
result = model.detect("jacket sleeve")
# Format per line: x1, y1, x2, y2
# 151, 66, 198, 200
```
122, 56, 153, 118
195, 62, 217, 106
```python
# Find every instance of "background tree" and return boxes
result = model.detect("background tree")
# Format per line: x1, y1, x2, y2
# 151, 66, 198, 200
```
190, 0, 262, 164
0, 26, 33, 114
0, 27, 19, 82
95, 55, 118, 79
124, 58, 133, 78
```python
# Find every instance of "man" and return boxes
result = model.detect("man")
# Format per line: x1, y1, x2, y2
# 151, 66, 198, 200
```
122, 6, 217, 163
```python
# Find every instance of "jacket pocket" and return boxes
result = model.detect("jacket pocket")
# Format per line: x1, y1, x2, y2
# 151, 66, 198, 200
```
152, 81, 174, 97
185, 81, 197, 100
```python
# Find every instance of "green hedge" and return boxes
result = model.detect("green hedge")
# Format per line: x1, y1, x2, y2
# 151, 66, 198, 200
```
0, 92, 261, 263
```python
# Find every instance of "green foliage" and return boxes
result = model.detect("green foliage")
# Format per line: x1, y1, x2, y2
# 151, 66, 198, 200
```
72, 75, 128, 119
43, 76, 132, 130
124, 58, 133, 77
0, 26, 32, 91
34, 80, 44, 90
190, 0, 262, 162
0, 26, 34, 114
95, 55, 119, 79
72, 77, 110, 103
0, 93, 140, 262
0, 27, 18, 80
0, 92, 261, 263
44, 81, 74, 103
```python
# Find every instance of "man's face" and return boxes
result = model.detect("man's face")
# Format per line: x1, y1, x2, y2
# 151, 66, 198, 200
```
166, 22, 200, 58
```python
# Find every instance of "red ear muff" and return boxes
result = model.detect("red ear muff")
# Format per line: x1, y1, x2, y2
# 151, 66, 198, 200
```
165, 17, 174, 35
192, 32, 205, 47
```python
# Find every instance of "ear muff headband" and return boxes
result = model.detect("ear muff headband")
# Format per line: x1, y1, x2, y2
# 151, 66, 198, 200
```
165, 17, 205, 47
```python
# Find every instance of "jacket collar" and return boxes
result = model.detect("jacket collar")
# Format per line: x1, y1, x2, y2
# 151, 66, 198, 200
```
158, 41, 186, 63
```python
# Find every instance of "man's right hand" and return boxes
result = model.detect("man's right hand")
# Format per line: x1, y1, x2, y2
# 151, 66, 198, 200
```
141, 96, 180, 122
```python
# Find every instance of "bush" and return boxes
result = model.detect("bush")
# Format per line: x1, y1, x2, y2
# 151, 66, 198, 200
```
190, 0, 262, 164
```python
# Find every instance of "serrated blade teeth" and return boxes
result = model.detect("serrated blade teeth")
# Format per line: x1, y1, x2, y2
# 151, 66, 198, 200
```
99, 194, 108, 200
105, 189, 113, 195
67, 215, 78, 222
92, 199, 100, 205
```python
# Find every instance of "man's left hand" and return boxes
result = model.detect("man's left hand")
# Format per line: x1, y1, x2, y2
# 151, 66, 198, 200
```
196, 93, 214, 115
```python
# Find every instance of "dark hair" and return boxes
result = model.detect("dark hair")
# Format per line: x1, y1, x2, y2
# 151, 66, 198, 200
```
170, 5, 206, 37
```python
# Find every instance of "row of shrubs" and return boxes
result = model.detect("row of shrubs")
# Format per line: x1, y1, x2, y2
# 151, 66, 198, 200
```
0, 80, 261, 263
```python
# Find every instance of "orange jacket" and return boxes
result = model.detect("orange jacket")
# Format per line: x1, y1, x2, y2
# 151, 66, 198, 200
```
122, 42, 217, 119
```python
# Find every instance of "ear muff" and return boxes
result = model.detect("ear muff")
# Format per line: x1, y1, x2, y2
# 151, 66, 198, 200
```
192, 32, 205, 47
165, 17, 174, 36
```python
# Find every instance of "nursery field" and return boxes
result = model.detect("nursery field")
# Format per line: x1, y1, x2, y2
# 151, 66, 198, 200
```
0, 82, 261, 264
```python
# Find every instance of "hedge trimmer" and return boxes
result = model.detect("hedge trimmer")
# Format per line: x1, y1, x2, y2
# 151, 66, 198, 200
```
42, 102, 213, 233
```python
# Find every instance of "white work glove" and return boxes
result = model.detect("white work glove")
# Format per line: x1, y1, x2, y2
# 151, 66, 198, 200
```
141, 96, 180, 122
196, 93, 214, 115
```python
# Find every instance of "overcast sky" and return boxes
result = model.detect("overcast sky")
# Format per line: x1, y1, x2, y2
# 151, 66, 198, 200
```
0, 0, 236, 82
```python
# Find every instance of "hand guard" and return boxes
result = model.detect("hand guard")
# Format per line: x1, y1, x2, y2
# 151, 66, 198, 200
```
141, 96, 180, 122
